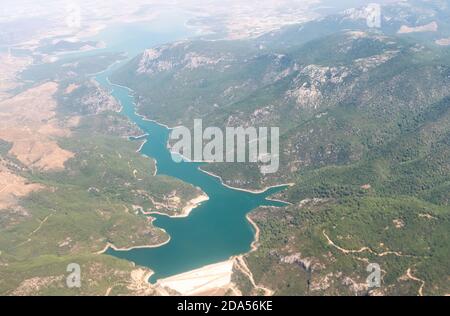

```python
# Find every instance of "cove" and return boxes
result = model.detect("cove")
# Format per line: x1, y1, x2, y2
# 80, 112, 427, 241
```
87, 13, 289, 283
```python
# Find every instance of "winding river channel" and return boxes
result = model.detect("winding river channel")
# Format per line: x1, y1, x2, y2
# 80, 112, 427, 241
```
85, 12, 289, 283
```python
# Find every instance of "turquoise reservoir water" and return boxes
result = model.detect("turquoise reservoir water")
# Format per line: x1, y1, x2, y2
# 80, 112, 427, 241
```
84, 13, 289, 283
97, 66, 287, 282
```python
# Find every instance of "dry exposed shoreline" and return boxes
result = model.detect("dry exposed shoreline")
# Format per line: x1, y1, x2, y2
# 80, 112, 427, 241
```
96, 193, 209, 254
246, 214, 261, 252
156, 260, 236, 296
199, 167, 295, 195
142, 193, 209, 218
148, 212, 271, 296
96, 235, 171, 255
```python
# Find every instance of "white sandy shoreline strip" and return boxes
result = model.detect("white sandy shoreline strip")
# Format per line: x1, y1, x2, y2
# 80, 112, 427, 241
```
142, 194, 210, 218
96, 235, 171, 255
199, 166, 295, 194
168, 153, 294, 204
181, 194, 210, 215
246, 214, 261, 253
97, 193, 209, 254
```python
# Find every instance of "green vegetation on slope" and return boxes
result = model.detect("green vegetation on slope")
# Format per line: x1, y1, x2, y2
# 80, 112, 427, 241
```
244, 196, 449, 296
0, 78, 204, 295
110, 2, 450, 295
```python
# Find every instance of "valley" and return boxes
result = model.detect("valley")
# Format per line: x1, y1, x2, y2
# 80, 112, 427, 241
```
0, 0, 449, 296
